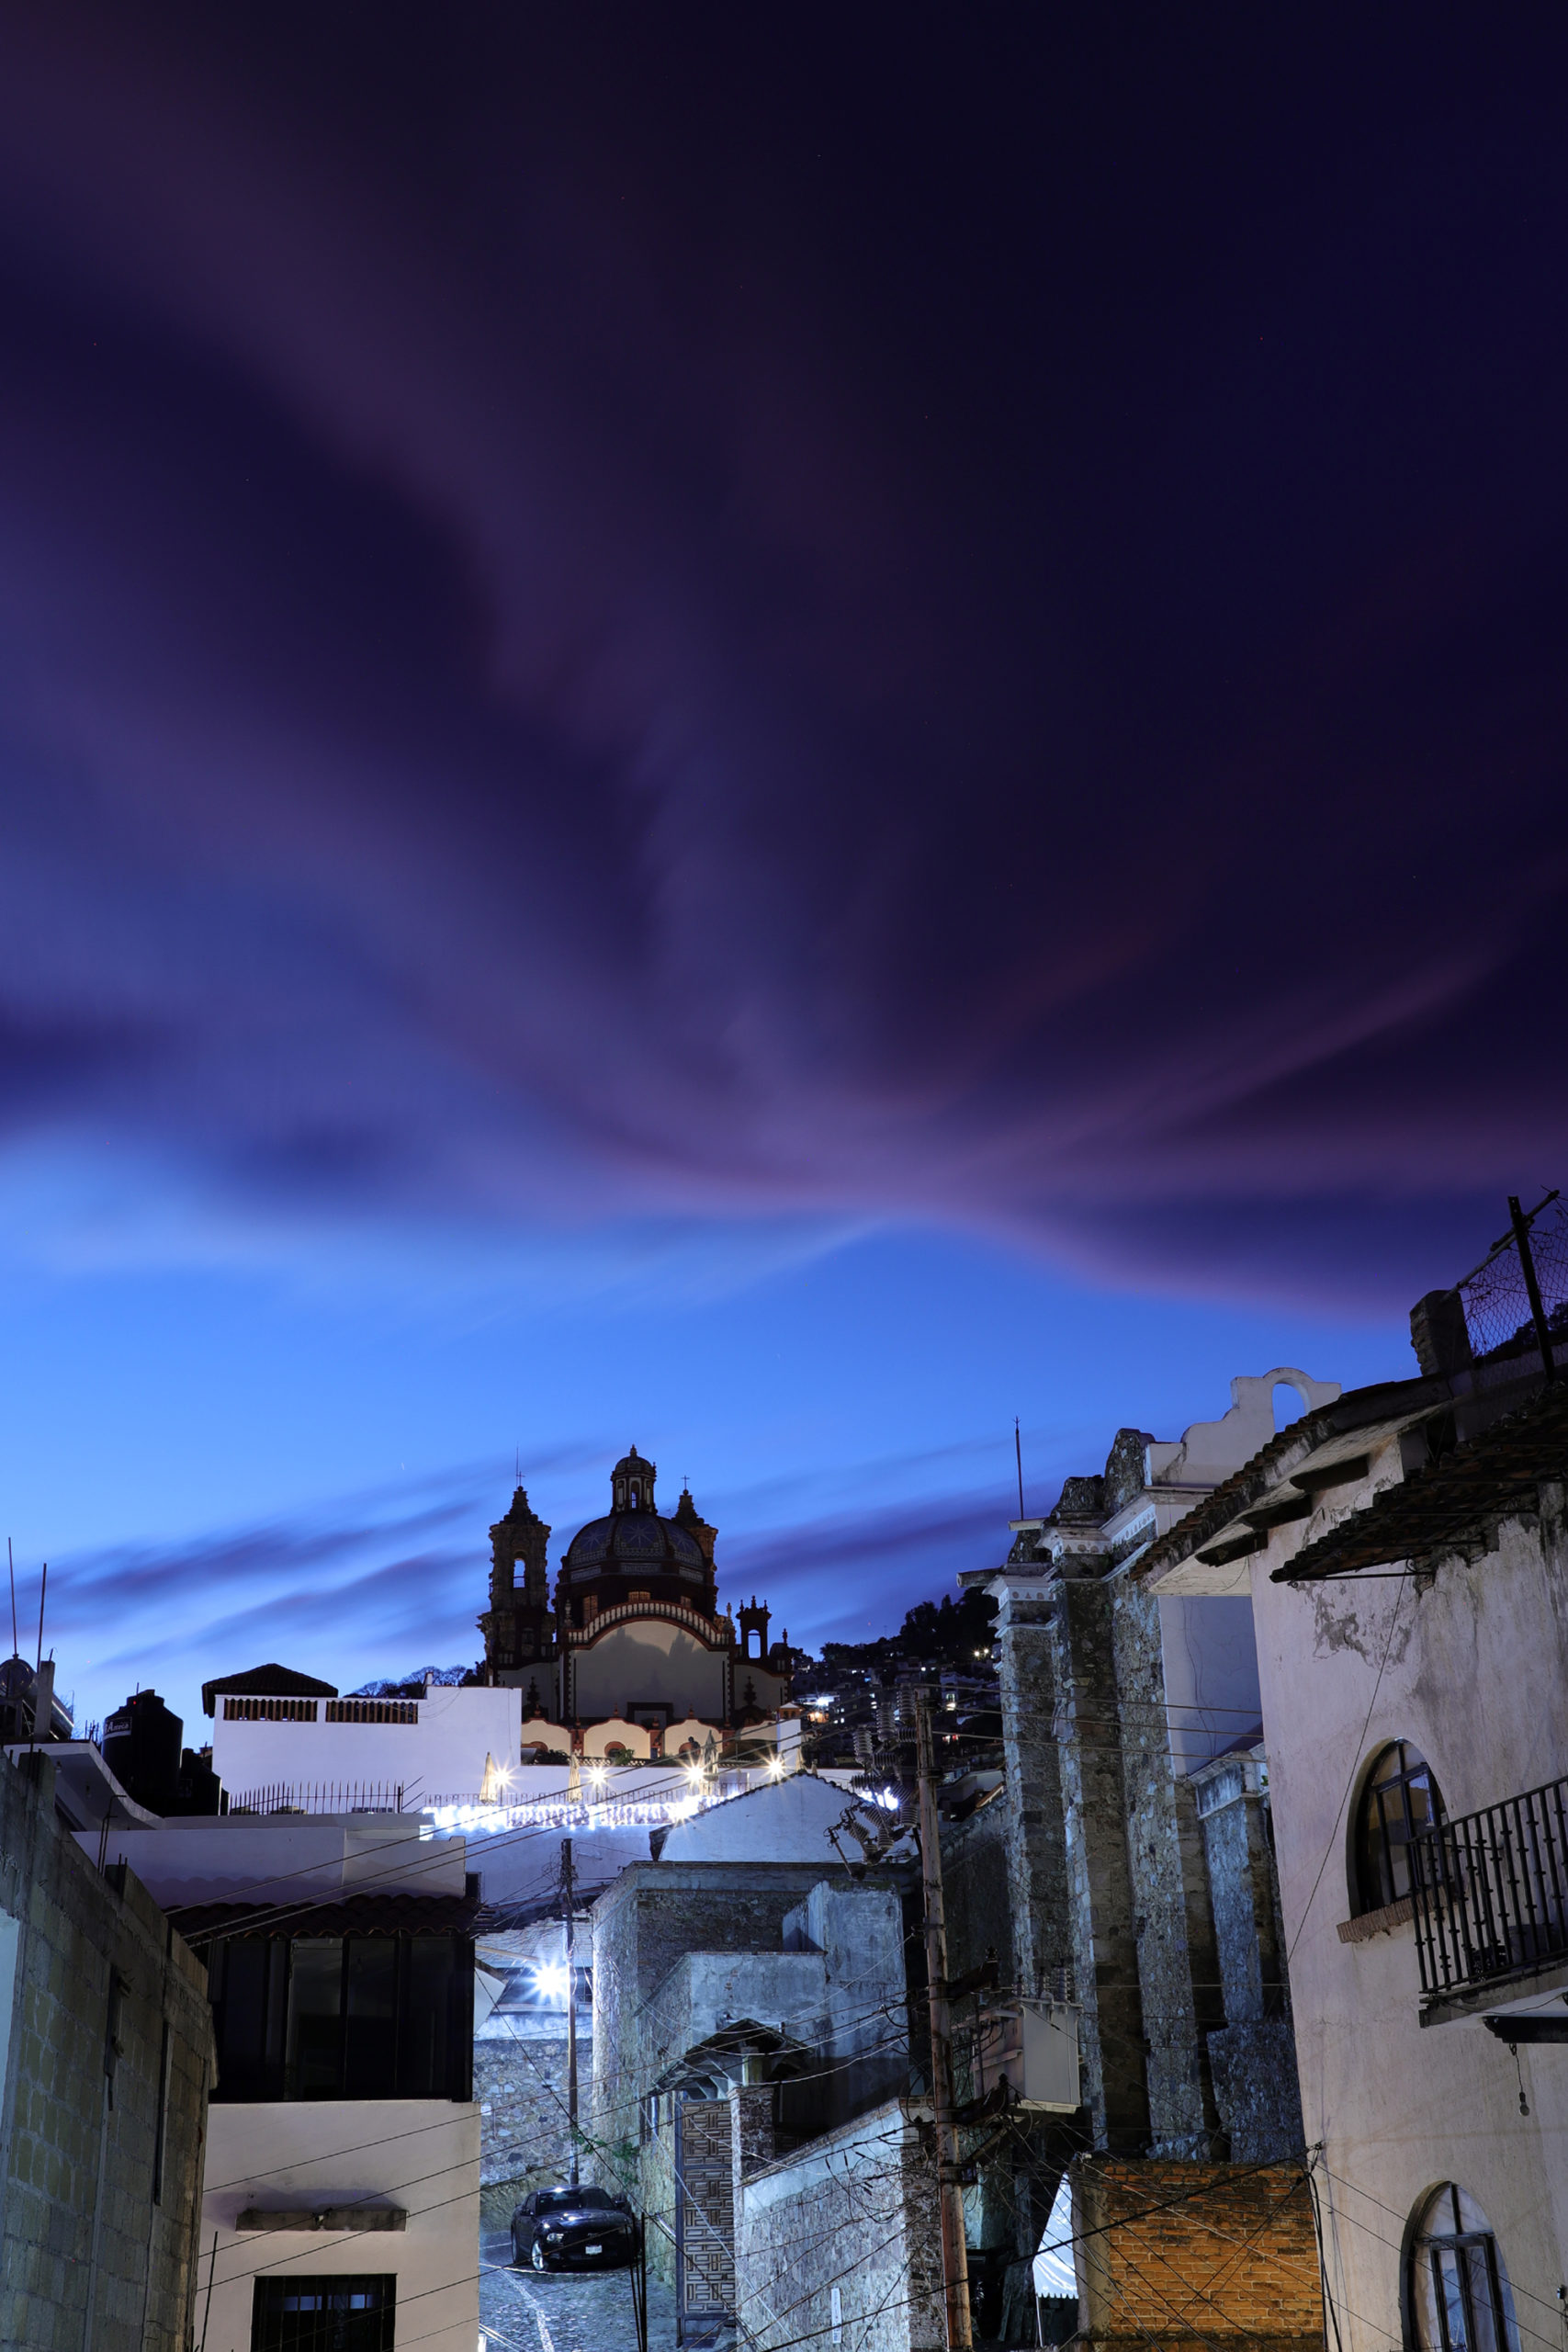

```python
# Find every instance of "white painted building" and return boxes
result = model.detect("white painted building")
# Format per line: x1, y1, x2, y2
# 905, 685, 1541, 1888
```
207, 1667, 523, 1812
51, 1742, 482, 2352
1140, 1272, 1568, 2352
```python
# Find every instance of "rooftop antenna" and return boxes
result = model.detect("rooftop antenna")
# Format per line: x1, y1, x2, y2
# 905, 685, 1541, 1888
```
1014, 1418, 1024, 1518
6, 1538, 16, 1659
35, 1563, 45, 1679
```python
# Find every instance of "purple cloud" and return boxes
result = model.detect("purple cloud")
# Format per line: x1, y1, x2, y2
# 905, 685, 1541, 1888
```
0, 12, 1556, 1310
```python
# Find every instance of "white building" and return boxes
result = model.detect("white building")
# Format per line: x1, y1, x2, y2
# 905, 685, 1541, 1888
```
1139, 1224, 1568, 2352
206, 1665, 523, 1811
51, 1741, 482, 2352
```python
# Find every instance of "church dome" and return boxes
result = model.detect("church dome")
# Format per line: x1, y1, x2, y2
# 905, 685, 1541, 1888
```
561, 1446, 708, 1582
564, 1512, 705, 1571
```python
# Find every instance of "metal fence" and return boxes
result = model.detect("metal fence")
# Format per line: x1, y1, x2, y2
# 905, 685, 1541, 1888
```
228, 1781, 408, 1815
1455, 1189, 1568, 1368
1411, 1771, 1568, 2004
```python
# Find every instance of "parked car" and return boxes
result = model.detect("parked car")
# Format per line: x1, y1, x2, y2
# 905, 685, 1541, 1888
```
512, 2184, 639, 2271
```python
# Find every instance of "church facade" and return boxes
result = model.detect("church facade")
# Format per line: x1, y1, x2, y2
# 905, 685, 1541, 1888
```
479, 1448, 792, 1755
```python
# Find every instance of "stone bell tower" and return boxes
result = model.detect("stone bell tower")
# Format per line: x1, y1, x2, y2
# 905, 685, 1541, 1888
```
479, 1485, 555, 1679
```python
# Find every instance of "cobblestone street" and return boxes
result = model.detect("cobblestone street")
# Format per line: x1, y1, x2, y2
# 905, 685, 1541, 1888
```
479, 2231, 686, 2352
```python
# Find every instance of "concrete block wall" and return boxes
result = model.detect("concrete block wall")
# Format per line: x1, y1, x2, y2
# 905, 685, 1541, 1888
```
1070, 2156, 1322, 2352
0, 1747, 213, 2352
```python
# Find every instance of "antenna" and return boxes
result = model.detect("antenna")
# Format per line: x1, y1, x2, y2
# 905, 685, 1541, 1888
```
36, 1562, 46, 1676
6, 1538, 15, 1659
1014, 1419, 1024, 1518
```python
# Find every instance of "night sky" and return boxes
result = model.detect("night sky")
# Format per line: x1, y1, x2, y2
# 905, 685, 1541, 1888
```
0, 10, 1564, 1736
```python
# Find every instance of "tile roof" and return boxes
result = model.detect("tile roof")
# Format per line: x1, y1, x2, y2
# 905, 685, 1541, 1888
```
1272, 1375, 1568, 1583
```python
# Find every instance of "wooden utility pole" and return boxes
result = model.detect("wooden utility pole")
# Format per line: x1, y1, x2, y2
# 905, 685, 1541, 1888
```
562, 1838, 580, 2185
915, 1688, 972, 2350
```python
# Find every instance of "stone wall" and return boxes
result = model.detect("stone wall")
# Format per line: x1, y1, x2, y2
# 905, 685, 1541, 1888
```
592, 1861, 865, 2278
1111, 1587, 1219, 2158
994, 1583, 1068, 2001
733, 2099, 944, 2352
475, 2027, 573, 2192
1191, 1747, 1302, 2163
940, 1795, 1011, 1995
1070, 2156, 1321, 2352
1051, 1579, 1151, 2153
0, 1747, 213, 2352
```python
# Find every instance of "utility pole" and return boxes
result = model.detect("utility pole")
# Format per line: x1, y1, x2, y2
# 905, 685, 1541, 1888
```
562, 1838, 580, 2186
915, 1688, 972, 2351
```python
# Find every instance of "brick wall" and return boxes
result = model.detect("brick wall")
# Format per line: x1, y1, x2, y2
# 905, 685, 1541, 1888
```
1072, 2156, 1323, 2352
0, 1747, 213, 2352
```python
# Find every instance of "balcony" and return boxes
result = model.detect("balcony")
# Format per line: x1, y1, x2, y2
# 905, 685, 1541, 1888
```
1412, 1773, 1568, 2018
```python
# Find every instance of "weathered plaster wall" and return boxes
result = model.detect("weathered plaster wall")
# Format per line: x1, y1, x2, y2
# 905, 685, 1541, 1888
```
1247, 1475, 1568, 2352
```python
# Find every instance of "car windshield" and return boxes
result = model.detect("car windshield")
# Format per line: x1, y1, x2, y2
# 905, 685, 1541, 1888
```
539, 2188, 617, 2211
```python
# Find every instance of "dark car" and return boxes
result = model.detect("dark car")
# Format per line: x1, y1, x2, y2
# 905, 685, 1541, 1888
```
512, 2184, 639, 2271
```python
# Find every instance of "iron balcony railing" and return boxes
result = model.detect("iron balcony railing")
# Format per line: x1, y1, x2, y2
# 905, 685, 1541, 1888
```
1412, 1773, 1568, 2005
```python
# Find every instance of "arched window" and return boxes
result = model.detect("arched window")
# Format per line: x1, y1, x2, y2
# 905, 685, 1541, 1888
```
1355, 1740, 1442, 1913
1407, 2185, 1519, 2352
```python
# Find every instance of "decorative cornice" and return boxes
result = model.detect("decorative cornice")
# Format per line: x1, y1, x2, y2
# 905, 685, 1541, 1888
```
566, 1598, 733, 1651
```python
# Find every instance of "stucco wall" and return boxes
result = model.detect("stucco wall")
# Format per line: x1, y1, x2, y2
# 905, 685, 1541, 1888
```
200, 2098, 479, 2352
1247, 1466, 1568, 2351
211, 1683, 523, 1807
568, 1619, 728, 1724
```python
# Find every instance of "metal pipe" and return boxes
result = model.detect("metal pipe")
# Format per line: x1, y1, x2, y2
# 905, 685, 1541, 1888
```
915, 1687, 972, 2351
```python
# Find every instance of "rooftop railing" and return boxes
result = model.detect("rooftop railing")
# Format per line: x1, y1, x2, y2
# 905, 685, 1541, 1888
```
1412, 1773, 1568, 2008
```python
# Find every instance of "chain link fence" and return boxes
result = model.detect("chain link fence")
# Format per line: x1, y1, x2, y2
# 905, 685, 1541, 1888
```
1455, 1190, 1568, 1366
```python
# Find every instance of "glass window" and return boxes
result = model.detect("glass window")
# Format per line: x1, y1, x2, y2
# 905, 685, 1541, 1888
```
344, 1939, 398, 2098
286, 1940, 344, 2100
1408, 2186, 1520, 2352
253, 2273, 395, 2351
1355, 1740, 1443, 1913
210, 1938, 287, 2100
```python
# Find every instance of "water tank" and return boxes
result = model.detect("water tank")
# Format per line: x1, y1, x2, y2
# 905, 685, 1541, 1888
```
103, 1689, 183, 1815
